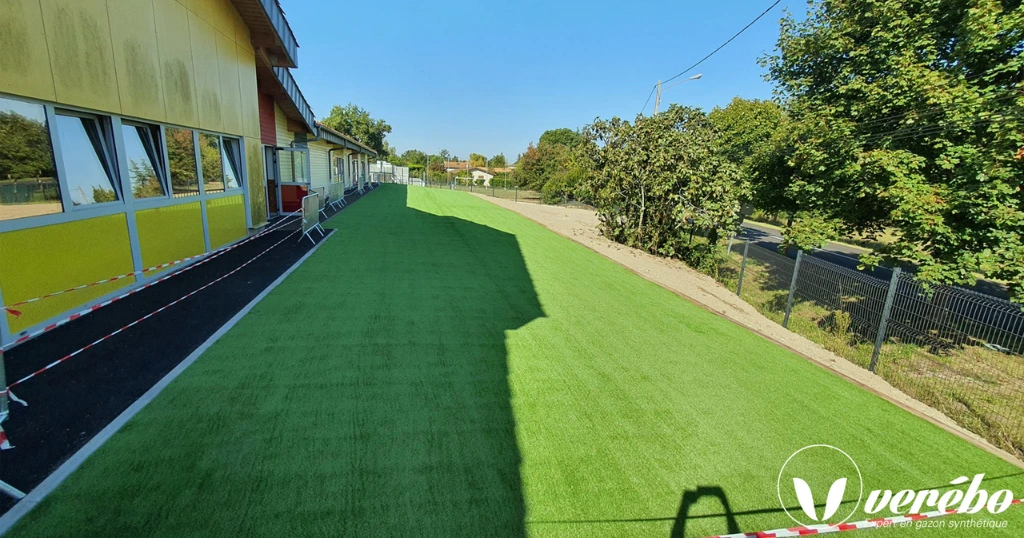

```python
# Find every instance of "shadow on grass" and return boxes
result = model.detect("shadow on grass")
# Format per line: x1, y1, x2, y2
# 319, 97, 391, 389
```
314, 185, 544, 536
9, 184, 544, 537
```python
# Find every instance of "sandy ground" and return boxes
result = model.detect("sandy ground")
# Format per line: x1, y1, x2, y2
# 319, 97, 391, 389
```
474, 194, 1024, 469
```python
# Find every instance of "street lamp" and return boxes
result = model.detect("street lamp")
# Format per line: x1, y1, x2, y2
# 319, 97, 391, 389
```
654, 74, 703, 114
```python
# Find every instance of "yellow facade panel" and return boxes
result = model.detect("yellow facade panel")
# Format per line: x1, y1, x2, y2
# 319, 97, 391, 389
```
245, 136, 267, 227
135, 201, 205, 273
216, 30, 242, 136
154, 0, 198, 127
206, 194, 246, 249
233, 9, 253, 53
0, 213, 134, 333
0, 0, 57, 101
237, 44, 260, 140
274, 103, 291, 146
187, 0, 235, 39
39, 0, 121, 113
106, 0, 165, 122
308, 139, 331, 190
188, 11, 222, 132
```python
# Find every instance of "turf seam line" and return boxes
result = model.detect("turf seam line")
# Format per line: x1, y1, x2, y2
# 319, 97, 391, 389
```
0, 230, 336, 537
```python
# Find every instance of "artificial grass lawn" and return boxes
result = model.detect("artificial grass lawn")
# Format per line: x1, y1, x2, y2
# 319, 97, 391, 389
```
12, 185, 1024, 537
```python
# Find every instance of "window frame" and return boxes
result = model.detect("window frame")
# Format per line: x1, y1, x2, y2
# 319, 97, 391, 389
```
0, 92, 250, 234
195, 131, 245, 196
220, 136, 244, 192
119, 119, 170, 203
0, 95, 63, 222
52, 108, 123, 211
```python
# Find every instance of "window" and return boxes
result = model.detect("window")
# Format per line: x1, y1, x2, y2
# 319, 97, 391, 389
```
0, 96, 61, 221
221, 137, 242, 190
121, 122, 166, 199
199, 133, 224, 193
277, 149, 308, 184
334, 157, 345, 184
54, 112, 119, 206
166, 127, 199, 197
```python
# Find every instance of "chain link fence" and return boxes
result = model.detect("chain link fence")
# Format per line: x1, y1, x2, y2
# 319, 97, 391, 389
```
719, 240, 1024, 459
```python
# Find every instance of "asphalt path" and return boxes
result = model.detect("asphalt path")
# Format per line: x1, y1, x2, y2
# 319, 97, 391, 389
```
737, 221, 1010, 300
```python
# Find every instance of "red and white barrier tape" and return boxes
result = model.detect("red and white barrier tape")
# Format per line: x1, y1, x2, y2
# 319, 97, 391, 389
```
0, 226, 304, 409
1, 211, 300, 317
705, 499, 1024, 537
0, 215, 302, 352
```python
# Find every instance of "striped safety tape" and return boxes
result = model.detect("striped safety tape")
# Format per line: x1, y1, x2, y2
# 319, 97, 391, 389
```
0, 226, 304, 407
1, 211, 300, 317
0, 215, 302, 352
705, 499, 1024, 537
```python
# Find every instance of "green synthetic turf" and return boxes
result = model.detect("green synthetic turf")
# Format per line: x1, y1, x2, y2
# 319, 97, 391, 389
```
12, 185, 1024, 537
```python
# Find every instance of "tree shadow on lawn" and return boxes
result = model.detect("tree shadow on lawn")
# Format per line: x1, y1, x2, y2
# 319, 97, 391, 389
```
10, 184, 543, 538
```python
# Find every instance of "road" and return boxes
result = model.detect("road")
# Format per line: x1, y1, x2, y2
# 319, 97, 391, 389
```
736, 221, 1010, 300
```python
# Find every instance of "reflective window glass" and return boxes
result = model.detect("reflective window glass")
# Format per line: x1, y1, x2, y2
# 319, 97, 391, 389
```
122, 122, 166, 199
199, 133, 224, 193
0, 97, 61, 221
55, 113, 119, 206
221, 137, 242, 190
166, 127, 199, 197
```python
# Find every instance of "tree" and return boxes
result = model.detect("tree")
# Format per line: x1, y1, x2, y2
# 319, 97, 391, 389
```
514, 142, 568, 191
0, 111, 55, 180
488, 154, 507, 168
764, 0, 1024, 300
539, 128, 584, 148
400, 149, 428, 167
708, 98, 784, 173
438, 149, 451, 162
320, 104, 393, 156
579, 105, 744, 270
469, 153, 487, 167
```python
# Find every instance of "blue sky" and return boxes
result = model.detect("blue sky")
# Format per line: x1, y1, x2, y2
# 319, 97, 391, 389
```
283, 0, 801, 161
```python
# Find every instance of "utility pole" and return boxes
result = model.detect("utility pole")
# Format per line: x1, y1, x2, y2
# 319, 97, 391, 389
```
654, 80, 662, 114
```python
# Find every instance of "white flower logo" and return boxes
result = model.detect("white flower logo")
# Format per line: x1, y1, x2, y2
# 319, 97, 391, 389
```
778, 445, 863, 526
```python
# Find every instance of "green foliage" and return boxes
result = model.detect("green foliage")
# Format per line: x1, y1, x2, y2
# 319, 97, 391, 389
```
539, 128, 584, 148
513, 142, 568, 191
0, 111, 55, 180
708, 97, 784, 170
487, 153, 507, 168
469, 153, 487, 167
579, 104, 744, 266
763, 0, 1024, 300
320, 104, 393, 156
779, 212, 840, 252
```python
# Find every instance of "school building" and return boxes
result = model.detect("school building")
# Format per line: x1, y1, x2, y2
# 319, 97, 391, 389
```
0, 0, 376, 343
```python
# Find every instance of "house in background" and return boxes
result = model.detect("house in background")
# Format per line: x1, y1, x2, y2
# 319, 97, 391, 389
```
0, 0, 373, 344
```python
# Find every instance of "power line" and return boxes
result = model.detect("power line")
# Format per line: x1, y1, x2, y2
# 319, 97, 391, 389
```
661, 0, 782, 86
639, 0, 782, 115
639, 84, 658, 116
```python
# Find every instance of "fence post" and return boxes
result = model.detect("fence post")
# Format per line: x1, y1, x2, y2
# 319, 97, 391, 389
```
869, 267, 902, 373
737, 240, 750, 297
782, 250, 804, 329
515, 186, 518, 202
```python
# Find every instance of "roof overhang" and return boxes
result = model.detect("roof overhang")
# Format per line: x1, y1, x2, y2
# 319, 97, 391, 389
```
256, 60, 316, 135
230, 0, 299, 68
316, 123, 378, 157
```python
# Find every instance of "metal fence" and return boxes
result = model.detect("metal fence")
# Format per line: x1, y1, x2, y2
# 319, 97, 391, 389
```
723, 240, 1024, 459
